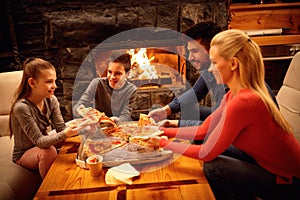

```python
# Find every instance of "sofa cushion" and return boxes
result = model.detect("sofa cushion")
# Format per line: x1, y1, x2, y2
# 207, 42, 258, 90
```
0, 70, 23, 136
283, 52, 300, 91
0, 136, 42, 200
276, 52, 300, 142
0, 182, 15, 200
0, 115, 10, 137
277, 86, 300, 142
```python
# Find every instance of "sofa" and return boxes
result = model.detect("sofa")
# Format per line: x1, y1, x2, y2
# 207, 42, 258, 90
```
0, 71, 42, 200
276, 52, 300, 142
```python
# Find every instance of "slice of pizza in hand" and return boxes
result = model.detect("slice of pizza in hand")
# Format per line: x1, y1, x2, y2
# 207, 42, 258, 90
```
76, 105, 117, 127
138, 113, 156, 126
77, 104, 93, 118
99, 115, 117, 127
66, 118, 94, 129
66, 118, 85, 128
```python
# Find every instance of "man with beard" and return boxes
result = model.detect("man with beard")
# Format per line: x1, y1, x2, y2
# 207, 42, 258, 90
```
149, 22, 277, 127
149, 22, 227, 127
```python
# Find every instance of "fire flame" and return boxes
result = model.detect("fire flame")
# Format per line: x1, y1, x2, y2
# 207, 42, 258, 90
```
127, 48, 158, 79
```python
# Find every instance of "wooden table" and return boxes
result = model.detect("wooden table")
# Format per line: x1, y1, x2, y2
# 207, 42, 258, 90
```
34, 136, 215, 200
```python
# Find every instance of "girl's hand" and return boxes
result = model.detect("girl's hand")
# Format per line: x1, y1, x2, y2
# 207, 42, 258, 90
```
64, 126, 80, 137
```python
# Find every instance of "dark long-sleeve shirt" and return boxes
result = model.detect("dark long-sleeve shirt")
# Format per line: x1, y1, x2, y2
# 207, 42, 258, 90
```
169, 70, 277, 127
169, 70, 227, 126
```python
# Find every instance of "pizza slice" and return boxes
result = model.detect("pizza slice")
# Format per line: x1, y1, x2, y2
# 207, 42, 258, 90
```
129, 135, 160, 150
101, 127, 130, 141
82, 138, 126, 158
66, 118, 95, 128
138, 113, 156, 126
77, 105, 93, 118
85, 109, 104, 123
99, 115, 117, 127
76, 105, 117, 127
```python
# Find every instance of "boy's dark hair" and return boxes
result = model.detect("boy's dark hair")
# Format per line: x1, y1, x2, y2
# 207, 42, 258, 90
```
108, 51, 131, 72
184, 21, 222, 51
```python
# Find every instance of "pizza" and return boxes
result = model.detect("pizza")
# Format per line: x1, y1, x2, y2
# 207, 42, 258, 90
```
118, 124, 164, 138
138, 114, 156, 126
129, 136, 160, 150
77, 105, 94, 119
101, 127, 130, 141
81, 138, 126, 159
79, 119, 165, 159
66, 118, 96, 128
76, 105, 117, 127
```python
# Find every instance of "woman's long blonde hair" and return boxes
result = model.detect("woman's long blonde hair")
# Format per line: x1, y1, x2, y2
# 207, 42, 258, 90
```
211, 29, 292, 133
9, 58, 55, 137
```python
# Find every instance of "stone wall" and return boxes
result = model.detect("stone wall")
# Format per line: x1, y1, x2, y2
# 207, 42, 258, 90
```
1, 0, 229, 121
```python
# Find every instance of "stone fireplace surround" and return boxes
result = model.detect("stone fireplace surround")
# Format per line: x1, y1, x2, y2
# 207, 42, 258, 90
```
3, 0, 228, 121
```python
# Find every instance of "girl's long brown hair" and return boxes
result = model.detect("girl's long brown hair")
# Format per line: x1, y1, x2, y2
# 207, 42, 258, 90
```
9, 58, 55, 137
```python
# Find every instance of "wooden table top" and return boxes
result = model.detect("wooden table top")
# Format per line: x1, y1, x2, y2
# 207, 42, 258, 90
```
34, 136, 215, 200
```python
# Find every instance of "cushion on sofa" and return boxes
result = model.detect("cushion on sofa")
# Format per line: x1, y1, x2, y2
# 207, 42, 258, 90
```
276, 52, 300, 142
0, 70, 23, 136
0, 70, 42, 200
0, 136, 42, 200
0, 182, 15, 200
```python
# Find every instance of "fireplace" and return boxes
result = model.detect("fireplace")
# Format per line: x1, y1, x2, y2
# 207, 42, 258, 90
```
90, 27, 187, 82
96, 48, 182, 86
73, 27, 189, 120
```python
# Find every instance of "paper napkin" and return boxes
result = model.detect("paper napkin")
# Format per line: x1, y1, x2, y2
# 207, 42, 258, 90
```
105, 163, 140, 185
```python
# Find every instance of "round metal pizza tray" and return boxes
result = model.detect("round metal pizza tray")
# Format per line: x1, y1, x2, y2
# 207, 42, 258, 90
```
76, 149, 173, 168
101, 148, 173, 167
76, 142, 174, 168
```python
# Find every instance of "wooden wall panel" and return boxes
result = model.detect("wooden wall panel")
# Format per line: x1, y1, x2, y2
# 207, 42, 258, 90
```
229, 2, 300, 34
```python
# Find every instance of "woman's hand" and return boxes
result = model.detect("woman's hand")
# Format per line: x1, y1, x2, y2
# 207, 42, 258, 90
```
159, 126, 179, 138
148, 136, 168, 149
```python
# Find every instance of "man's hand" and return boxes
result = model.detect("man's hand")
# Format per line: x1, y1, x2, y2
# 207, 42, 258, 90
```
157, 120, 179, 127
148, 106, 171, 122
110, 116, 120, 123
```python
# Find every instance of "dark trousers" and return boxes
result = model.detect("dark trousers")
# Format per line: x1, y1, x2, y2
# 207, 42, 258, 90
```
204, 145, 300, 200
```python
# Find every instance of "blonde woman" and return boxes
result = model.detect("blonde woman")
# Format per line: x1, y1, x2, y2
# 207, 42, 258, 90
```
156, 30, 300, 199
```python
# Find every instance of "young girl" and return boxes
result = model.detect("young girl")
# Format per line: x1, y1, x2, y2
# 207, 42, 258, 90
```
9, 58, 79, 179
156, 30, 300, 199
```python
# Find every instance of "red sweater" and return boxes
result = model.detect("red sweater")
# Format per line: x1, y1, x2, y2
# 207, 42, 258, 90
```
160, 89, 300, 184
